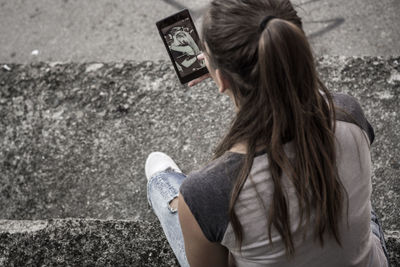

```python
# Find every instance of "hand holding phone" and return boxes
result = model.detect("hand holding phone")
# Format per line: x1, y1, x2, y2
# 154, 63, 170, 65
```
156, 9, 209, 84
188, 54, 211, 87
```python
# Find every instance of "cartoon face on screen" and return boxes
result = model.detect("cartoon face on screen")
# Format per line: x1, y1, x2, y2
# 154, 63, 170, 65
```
163, 21, 205, 77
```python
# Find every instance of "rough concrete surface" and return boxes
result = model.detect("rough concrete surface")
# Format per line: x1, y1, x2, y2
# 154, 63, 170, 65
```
0, 57, 399, 265
0, 218, 178, 266
0, 0, 399, 64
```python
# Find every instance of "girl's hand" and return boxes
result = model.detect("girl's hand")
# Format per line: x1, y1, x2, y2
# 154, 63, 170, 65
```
188, 73, 211, 87
188, 53, 211, 87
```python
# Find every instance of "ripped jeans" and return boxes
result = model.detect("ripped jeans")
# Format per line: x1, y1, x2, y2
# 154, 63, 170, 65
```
147, 169, 189, 267
147, 169, 391, 267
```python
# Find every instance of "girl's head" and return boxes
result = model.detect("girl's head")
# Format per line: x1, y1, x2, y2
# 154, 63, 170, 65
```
201, 0, 308, 109
171, 28, 189, 46
202, 0, 345, 256
175, 31, 189, 46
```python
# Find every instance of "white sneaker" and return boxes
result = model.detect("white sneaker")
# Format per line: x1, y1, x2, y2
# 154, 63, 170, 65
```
145, 152, 182, 180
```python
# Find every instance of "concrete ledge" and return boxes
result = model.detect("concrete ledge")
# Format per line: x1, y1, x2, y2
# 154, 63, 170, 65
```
386, 231, 400, 266
0, 219, 398, 266
0, 57, 399, 265
0, 219, 178, 266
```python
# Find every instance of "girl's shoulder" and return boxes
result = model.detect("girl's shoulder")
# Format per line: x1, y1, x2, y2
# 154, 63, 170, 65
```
332, 92, 374, 144
179, 152, 243, 243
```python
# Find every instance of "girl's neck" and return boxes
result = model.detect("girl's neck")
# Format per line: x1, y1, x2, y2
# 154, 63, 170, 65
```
229, 141, 267, 155
229, 142, 247, 154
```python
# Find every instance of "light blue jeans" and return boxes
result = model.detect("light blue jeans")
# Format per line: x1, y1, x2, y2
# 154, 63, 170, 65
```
370, 209, 391, 266
147, 169, 390, 267
147, 168, 190, 267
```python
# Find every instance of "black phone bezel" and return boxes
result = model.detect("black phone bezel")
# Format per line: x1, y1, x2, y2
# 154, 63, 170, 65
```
156, 9, 208, 84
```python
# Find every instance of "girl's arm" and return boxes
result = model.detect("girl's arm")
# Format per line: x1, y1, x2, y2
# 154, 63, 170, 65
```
181, 56, 197, 68
170, 44, 195, 55
178, 194, 229, 267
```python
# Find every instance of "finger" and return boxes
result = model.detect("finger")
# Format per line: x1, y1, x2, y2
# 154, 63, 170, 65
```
188, 74, 209, 87
197, 53, 205, 61
188, 73, 211, 87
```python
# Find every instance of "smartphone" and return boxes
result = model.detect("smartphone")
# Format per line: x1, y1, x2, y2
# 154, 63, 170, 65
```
156, 9, 208, 84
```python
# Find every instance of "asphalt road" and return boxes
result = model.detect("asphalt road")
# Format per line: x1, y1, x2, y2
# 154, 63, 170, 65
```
0, 0, 399, 63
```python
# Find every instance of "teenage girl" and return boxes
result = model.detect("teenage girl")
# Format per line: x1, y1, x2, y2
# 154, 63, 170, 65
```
145, 0, 390, 266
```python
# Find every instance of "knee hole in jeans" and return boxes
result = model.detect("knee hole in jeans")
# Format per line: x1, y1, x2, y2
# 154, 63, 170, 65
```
168, 196, 179, 213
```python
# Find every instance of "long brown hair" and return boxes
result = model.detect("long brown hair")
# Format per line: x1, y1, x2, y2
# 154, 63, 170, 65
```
201, 0, 346, 255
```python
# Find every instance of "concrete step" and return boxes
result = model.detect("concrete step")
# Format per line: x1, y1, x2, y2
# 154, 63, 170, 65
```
0, 57, 399, 265
0, 218, 178, 266
0, 219, 398, 266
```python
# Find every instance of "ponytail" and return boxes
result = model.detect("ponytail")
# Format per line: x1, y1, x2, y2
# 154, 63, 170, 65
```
204, 0, 346, 256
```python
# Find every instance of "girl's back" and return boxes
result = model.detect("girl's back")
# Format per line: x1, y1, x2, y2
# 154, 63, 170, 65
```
222, 121, 383, 266
180, 99, 388, 266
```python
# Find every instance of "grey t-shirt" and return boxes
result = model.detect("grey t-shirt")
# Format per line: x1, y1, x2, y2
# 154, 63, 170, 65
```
179, 93, 387, 266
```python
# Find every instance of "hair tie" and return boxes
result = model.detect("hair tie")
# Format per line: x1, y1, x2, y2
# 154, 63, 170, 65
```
259, 15, 276, 33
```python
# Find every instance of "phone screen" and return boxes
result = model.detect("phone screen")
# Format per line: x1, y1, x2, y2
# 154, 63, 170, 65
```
157, 9, 208, 84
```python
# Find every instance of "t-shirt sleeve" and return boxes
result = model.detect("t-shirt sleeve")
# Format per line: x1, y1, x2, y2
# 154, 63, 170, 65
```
179, 154, 243, 243
333, 92, 375, 144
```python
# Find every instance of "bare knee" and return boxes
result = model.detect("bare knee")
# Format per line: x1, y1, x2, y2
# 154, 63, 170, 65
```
168, 197, 179, 212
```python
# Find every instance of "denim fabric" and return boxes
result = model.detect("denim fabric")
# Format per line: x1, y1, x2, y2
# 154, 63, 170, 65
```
370, 209, 391, 267
147, 168, 189, 267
